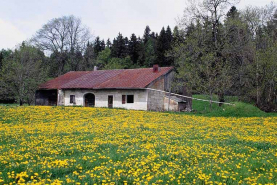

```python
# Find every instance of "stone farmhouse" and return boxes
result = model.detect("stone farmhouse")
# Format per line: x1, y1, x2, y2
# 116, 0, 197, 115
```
35, 65, 187, 111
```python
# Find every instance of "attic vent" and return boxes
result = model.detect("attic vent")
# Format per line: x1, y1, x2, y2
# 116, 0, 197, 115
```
153, 64, 160, 73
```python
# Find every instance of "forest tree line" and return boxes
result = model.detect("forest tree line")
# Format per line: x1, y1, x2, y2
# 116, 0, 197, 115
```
0, 0, 276, 112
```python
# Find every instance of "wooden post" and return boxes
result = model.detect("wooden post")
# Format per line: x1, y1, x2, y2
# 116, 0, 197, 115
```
168, 86, 171, 111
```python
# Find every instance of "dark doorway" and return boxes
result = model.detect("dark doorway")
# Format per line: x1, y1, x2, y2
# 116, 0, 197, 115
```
84, 93, 95, 107
108, 95, 113, 108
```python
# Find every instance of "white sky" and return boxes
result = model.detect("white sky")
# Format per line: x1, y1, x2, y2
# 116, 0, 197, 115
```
0, 0, 275, 50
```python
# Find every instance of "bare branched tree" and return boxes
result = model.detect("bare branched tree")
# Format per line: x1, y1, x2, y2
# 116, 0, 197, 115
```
241, 2, 276, 36
31, 15, 92, 75
31, 15, 91, 54
178, 0, 239, 28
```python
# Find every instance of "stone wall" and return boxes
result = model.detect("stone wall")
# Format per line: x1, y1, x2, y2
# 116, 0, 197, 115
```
146, 70, 174, 111
147, 89, 165, 111
163, 97, 179, 111
62, 89, 148, 111
57, 89, 65, 106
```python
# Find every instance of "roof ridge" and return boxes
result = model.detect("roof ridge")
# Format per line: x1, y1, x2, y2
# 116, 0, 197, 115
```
65, 66, 173, 73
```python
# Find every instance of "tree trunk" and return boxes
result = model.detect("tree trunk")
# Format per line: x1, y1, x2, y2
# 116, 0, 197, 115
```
183, 86, 192, 112
218, 92, 225, 107
256, 56, 259, 106
209, 91, 213, 111
27, 98, 31, 106
19, 99, 23, 106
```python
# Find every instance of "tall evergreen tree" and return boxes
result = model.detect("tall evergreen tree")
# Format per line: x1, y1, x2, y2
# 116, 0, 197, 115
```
111, 33, 128, 58
165, 26, 173, 44
137, 36, 145, 66
165, 26, 174, 66
100, 40, 106, 51
93, 37, 103, 57
144, 39, 157, 67
0, 52, 3, 70
83, 42, 95, 70
156, 26, 174, 66
143, 26, 151, 44
128, 33, 140, 65
227, 6, 239, 19
157, 27, 167, 66
150, 32, 157, 39
173, 26, 183, 43
106, 39, 112, 49
124, 37, 129, 51
111, 38, 117, 57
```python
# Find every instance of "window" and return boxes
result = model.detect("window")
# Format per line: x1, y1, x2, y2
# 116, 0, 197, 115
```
122, 95, 126, 104
127, 95, 134, 103
70, 95, 75, 104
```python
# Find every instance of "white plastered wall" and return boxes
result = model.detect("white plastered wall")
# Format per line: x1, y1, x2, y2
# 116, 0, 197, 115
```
63, 89, 148, 111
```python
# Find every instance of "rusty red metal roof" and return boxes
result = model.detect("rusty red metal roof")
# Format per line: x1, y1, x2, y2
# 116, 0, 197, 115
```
39, 71, 90, 89
39, 67, 173, 90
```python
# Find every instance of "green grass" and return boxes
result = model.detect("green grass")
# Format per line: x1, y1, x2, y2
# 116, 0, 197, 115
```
0, 106, 276, 184
186, 95, 277, 117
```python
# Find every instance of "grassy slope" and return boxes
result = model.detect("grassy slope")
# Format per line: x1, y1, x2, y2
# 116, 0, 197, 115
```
187, 95, 277, 117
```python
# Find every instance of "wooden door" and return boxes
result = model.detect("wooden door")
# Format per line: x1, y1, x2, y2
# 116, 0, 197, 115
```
108, 95, 113, 108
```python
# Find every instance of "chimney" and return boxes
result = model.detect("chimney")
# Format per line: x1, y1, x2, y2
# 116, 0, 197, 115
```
153, 64, 160, 73
93, 66, 98, 71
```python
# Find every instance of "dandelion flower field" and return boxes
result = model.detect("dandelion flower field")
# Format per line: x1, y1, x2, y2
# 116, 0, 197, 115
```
0, 106, 276, 184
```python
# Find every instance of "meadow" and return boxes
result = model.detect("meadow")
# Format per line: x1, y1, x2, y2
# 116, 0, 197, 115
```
0, 106, 276, 184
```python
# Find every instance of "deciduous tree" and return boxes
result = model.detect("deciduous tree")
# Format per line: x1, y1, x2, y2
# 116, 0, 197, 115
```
1, 43, 47, 105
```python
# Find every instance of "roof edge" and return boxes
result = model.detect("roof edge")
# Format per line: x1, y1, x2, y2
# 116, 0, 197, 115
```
61, 87, 147, 90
